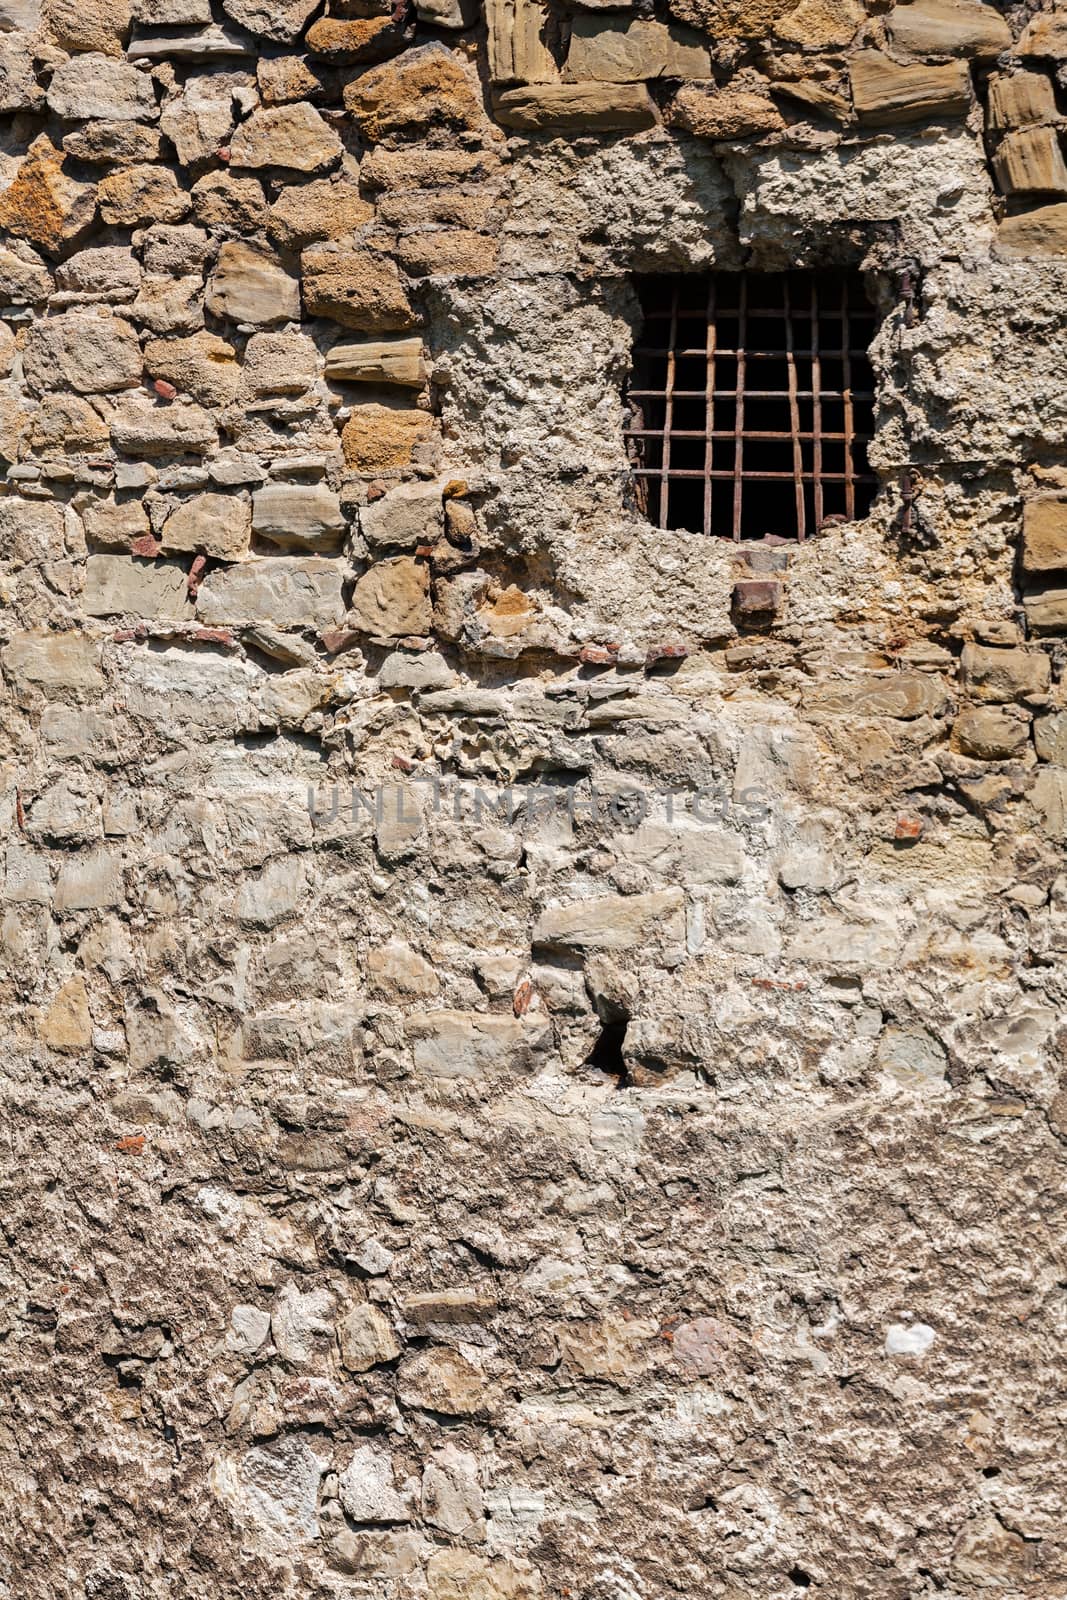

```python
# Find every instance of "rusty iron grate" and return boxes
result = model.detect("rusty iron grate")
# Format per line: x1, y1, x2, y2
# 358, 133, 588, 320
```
625, 271, 879, 541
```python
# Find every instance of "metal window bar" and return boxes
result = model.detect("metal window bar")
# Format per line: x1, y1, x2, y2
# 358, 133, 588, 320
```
626, 271, 878, 541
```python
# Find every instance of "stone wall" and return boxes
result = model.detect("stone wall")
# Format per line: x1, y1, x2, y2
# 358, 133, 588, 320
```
2, 0, 1067, 1596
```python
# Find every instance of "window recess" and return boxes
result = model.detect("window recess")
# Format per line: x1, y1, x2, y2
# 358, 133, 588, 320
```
625, 270, 879, 542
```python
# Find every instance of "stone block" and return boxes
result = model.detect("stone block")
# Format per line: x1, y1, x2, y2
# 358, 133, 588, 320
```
492, 83, 659, 131
533, 887, 685, 952
2, 632, 103, 695
197, 556, 346, 627
251, 483, 346, 550
160, 75, 239, 167
0, 498, 65, 564
993, 126, 1067, 194
1023, 497, 1067, 572
348, 556, 432, 637
301, 245, 416, 332
361, 481, 444, 550
395, 230, 499, 279
667, 82, 784, 138
54, 848, 124, 912
22, 311, 141, 396
83, 497, 151, 549
40, 976, 92, 1053
55, 245, 140, 302
83, 555, 192, 619
343, 43, 487, 141
953, 704, 1031, 759
732, 577, 781, 614
205, 241, 300, 326
63, 121, 165, 166
42, 0, 130, 53
97, 165, 190, 227
143, 331, 241, 407
774, 0, 862, 49
486, 0, 557, 83
47, 52, 158, 121
1035, 711, 1067, 763
0, 245, 52, 306
219, 0, 319, 43
267, 176, 373, 249
986, 70, 1058, 131
1019, 11, 1067, 57
229, 103, 342, 173
885, 0, 1010, 59
960, 642, 1050, 701
396, 1347, 491, 1415
325, 337, 426, 388
1025, 584, 1067, 630
803, 670, 948, 718
0, 136, 97, 257
565, 16, 711, 80
850, 51, 971, 125
127, 23, 255, 59
341, 404, 433, 470
305, 15, 410, 62
338, 1303, 401, 1371
162, 493, 253, 559
338, 1445, 411, 1524
110, 395, 217, 455
995, 203, 1067, 256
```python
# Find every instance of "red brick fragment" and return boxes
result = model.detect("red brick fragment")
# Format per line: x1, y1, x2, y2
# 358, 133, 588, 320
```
152, 379, 178, 401
114, 1134, 145, 1153
513, 979, 534, 1016
112, 624, 148, 642
894, 814, 924, 840
733, 578, 781, 615
186, 554, 207, 597
130, 534, 161, 558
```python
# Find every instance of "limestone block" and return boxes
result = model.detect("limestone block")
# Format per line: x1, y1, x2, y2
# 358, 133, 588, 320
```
135, 0, 212, 18
162, 493, 252, 558
425, 1550, 540, 1599
343, 42, 487, 141
56, 246, 141, 303
83, 497, 151, 548
127, 22, 254, 58
485, 0, 557, 83
47, 52, 158, 121
850, 50, 971, 125
83, 555, 192, 619
205, 242, 300, 326
109, 395, 217, 455
251, 483, 346, 551
0, 0, 40, 28
565, 16, 711, 80
396, 1348, 491, 1415
0, 34, 43, 113
98, 164, 190, 226
421, 1445, 482, 1535
54, 848, 124, 912
305, 15, 410, 62
395, 230, 500, 278
0, 246, 52, 306
1032, 766, 1067, 838
219, 0, 319, 42
953, 704, 1031, 759
196, 556, 346, 627
0, 136, 97, 256
325, 337, 426, 388
995, 202, 1067, 256
0, 498, 65, 564
415, 0, 476, 27
361, 481, 444, 550
348, 556, 431, 636
242, 330, 319, 398
2, 632, 104, 694
1025, 584, 1067, 629
225, 1304, 271, 1355
993, 126, 1067, 194
803, 670, 948, 717
885, 0, 1010, 60
192, 172, 268, 232
235, 855, 308, 926
302, 245, 416, 332
986, 70, 1057, 130
338, 1445, 411, 1524
39, 976, 92, 1052
270, 1281, 335, 1362
229, 102, 342, 172
341, 404, 432, 470
1035, 711, 1067, 762
1023, 498, 1067, 572
533, 888, 686, 952
960, 642, 1050, 700
338, 1303, 401, 1371
141, 223, 210, 276
492, 83, 659, 131
159, 72, 240, 166
267, 176, 373, 249
22, 312, 141, 396
774, 0, 862, 49
42, 0, 132, 54
143, 331, 242, 407
1019, 11, 1067, 57
667, 82, 784, 138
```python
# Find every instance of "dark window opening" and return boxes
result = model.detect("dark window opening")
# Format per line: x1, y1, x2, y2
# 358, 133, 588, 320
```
625, 271, 879, 541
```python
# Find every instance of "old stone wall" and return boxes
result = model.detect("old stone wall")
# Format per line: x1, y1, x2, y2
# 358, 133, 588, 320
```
2, 0, 1067, 1596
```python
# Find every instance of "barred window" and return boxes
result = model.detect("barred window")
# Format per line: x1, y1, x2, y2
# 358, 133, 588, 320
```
625, 271, 879, 541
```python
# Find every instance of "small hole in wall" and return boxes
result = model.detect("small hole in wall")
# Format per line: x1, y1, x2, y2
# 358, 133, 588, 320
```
788, 1569, 812, 1589
584, 1019, 628, 1080
982, 1466, 1001, 1479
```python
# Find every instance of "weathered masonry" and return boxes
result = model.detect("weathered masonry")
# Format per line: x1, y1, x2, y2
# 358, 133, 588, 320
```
1, 1, 1067, 1598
